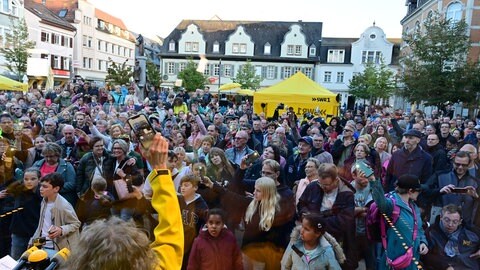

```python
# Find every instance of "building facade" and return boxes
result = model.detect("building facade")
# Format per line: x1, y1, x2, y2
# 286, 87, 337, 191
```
25, 0, 76, 87
34, 0, 135, 86
159, 19, 322, 91
318, 25, 401, 109
0, 0, 24, 76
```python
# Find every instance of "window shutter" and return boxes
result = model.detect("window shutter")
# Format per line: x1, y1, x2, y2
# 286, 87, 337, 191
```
50, 55, 54, 68
281, 67, 284, 79
60, 57, 64, 70
274, 67, 278, 79
231, 65, 235, 77
174, 63, 179, 74
70, 38, 73, 48
164, 62, 168, 75
262, 66, 267, 79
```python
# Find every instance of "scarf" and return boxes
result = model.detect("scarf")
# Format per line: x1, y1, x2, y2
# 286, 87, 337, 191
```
440, 221, 461, 257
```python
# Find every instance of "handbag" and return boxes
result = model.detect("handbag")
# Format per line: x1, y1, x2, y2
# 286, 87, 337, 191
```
113, 178, 136, 201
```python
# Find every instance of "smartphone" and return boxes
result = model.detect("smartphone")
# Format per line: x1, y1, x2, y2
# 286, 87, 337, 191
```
127, 114, 156, 149
451, 187, 469, 194
245, 151, 260, 165
197, 165, 206, 183
355, 161, 374, 178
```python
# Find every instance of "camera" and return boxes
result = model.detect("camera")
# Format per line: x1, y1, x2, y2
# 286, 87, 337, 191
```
304, 113, 313, 120
277, 103, 285, 110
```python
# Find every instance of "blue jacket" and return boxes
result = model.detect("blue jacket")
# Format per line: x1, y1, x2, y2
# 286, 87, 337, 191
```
370, 179, 427, 270
33, 158, 77, 207
225, 146, 254, 166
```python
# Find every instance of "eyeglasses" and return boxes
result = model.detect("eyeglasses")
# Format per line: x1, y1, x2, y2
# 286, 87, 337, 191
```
454, 162, 469, 168
344, 129, 353, 132
442, 217, 461, 226
112, 147, 123, 150
11, 108, 20, 111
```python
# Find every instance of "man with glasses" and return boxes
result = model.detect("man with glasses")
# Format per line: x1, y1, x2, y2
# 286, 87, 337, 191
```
298, 163, 357, 270
9, 105, 23, 120
225, 130, 254, 166
40, 119, 61, 140
332, 124, 357, 167
312, 133, 333, 164
424, 151, 478, 225
459, 144, 480, 178
423, 204, 480, 270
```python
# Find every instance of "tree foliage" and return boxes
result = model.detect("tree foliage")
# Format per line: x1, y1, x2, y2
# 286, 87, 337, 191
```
348, 61, 396, 104
233, 60, 262, 90
400, 13, 480, 108
105, 58, 133, 85
146, 60, 161, 88
177, 59, 206, 91
0, 18, 35, 81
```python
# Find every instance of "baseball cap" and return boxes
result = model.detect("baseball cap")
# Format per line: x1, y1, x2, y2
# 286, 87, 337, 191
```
298, 136, 313, 148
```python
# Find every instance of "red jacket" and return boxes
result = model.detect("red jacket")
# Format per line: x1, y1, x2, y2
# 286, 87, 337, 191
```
187, 226, 243, 270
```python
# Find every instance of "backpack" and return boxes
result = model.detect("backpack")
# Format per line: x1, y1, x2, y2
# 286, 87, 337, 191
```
366, 193, 400, 242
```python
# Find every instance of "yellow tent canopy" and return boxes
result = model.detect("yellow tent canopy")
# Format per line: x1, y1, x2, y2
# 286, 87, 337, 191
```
253, 72, 339, 118
0, 75, 28, 92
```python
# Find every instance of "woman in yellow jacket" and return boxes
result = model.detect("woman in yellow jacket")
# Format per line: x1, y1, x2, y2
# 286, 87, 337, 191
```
64, 134, 184, 270
173, 97, 189, 116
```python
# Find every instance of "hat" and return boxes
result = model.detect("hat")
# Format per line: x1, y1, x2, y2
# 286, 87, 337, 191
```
403, 129, 423, 138
298, 136, 313, 148
396, 174, 421, 190
474, 125, 480, 131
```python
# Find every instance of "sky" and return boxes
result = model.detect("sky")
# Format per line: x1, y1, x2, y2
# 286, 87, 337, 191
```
88, 0, 407, 40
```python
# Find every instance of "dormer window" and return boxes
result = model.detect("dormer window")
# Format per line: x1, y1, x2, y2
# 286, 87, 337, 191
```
169, 40, 175, 52
309, 44, 316, 56
213, 41, 219, 53
264, 42, 271, 55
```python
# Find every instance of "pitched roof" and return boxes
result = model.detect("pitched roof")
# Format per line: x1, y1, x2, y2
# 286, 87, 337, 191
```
161, 19, 322, 60
31, 0, 78, 22
95, 8, 127, 30
25, 0, 76, 31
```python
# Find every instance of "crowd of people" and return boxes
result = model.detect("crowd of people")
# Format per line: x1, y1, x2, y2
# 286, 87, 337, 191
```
1, 80, 480, 269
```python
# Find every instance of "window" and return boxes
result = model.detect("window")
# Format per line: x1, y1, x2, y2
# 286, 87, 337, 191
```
264, 43, 271, 55
287, 45, 294, 55
112, 44, 117, 54
293, 66, 301, 75
283, 66, 292, 78
324, 71, 332, 83
83, 16, 92, 26
327, 50, 345, 63
87, 37, 92, 48
1, 0, 8, 13
336, 72, 344, 83
203, 64, 211, 75
61, 36, 65, 46
240, 44, 247, 54
63, 57, 69, 70
98, 40, 102, 50
58, 9, 67, 18
82, 35, 87, 46
304, 67, 313, 79
98, 60, 104, 71
178, 63, 186, 72
295, 45, 302, 56
52, 55, 61, 69
362, 51, 382, 64
232, 43, 239, 53
83, 57, 92, 69
213, 64, 220, 76
105, 42, 110, 52
41, 32, 50, 43
224, 64, 232, 77
169, 40, 175, 51
51, 34, 60, 45
192, 42, 199, 52
167, 62, 175, 75
10, 1, 16, 16
446, 2, 462, 24
98, 20, 105, 29
309, 45, 316, 56
0, 0, 15, 15
213, 41, 219, 53
69, 37, 73, 48
266, 66, 276, 79
185, 42, 192, 52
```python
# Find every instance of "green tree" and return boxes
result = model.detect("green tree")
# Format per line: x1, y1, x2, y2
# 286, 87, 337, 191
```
0, 18, 35, 81
146, 60, 161, 88
177, 59, 206, 91
400, 13, 480, 109
348, 61, 396, 104
105, 58, 133, 85
233, 60, 262, 90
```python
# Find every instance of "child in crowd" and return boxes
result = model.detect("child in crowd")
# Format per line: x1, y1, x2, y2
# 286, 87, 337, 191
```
281, 213, 344, 270
30, 172, 81, 251
9, 168, 42, 259
187, 208, 243, 270
77, 176, 113, 225
178, 175, 208, 270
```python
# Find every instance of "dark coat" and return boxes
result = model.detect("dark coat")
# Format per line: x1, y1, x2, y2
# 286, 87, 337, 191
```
385, 146, 433, 192
426, 144, 451, 173
424, 218, 480, 270
187, 227, 243, 270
